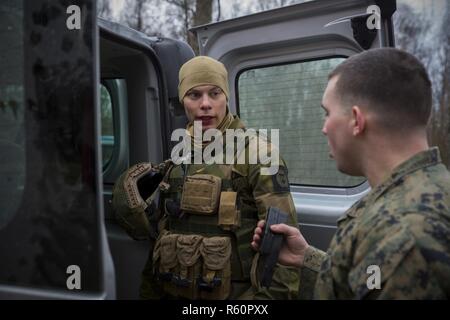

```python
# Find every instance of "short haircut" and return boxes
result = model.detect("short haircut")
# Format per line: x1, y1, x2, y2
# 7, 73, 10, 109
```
329, 48, 432, 129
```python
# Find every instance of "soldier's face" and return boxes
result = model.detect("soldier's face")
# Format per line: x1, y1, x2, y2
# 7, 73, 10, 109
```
321, 76, 356, 175
183, 85, 227, 131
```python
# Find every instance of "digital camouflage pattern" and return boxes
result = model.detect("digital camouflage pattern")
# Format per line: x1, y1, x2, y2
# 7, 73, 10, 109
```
139, 115, 300, 299
300, 148, 450, 299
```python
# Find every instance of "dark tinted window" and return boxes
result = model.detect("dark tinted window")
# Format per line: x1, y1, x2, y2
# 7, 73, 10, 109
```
0, 0, 101, 293
0, 0, 25, 230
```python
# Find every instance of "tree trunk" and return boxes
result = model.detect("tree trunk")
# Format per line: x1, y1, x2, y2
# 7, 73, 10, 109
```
189, 0, 213, 54
136, 0, 145, 32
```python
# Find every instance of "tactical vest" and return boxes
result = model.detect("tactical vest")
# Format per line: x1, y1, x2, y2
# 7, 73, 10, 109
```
152, 161, 258, 299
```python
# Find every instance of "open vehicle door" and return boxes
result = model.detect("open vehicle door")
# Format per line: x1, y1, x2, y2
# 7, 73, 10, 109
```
98, 18, 194, 299
0, 0, 115, 298
192, 0, 396, 250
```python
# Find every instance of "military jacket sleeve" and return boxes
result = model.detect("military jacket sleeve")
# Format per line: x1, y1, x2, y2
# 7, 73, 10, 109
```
237, 158, 300, 299
313, 219, 419, 299
248, 159, 297, 225
314, 213, 450, 299
297, 246, 326, 299
349, 214, 449, 299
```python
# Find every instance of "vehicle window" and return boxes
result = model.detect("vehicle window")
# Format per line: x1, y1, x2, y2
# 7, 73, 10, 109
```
0, 0, 25, 229
100, 83, 114, 169
238, 58, 365, 187
0, 0, 101, 292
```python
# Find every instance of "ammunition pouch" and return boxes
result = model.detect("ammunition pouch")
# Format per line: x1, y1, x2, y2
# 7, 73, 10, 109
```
199, 236, 232, 299
153, 232, 178, 280
218, 191, 240, 230
153, 232, 232, 300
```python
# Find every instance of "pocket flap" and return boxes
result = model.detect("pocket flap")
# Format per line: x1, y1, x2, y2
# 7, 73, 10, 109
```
201, 236, 232, 270
159, 234, 179, 270
152, 230, 169, 262
177, 234, 203, 267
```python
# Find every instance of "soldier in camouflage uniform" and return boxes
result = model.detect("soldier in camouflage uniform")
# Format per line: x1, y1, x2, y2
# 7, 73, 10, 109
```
113, 56, 299, 299
252, 48, 450, 299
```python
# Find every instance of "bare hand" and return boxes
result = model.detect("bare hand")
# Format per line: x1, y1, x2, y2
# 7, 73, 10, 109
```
251, 220, 309, 268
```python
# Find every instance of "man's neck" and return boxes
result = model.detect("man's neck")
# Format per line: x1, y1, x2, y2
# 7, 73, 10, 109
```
363, 134, 429, 188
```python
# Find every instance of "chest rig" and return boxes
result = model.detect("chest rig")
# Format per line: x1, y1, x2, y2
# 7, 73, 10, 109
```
152, 161, 258, 299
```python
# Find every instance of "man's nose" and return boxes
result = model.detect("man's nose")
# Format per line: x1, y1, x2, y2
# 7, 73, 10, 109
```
200, 93, 212, 110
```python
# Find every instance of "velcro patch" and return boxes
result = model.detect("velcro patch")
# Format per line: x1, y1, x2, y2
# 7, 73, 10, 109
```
271, 166, 290, 192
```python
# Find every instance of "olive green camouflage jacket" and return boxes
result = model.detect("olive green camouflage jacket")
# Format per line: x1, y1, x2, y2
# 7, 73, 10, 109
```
300, 148, 450, 299
141, 115, 300, 299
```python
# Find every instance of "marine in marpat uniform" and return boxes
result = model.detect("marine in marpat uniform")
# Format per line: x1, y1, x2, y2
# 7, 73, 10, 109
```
310, 147, 450, 299
113, 56, 299, 299
251, 48, 450, 299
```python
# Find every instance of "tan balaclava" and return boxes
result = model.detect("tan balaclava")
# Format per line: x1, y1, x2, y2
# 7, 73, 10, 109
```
178, 56, 230, 103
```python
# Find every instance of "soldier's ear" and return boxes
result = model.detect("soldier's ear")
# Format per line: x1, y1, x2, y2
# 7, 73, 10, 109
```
351, 105, 366, 136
